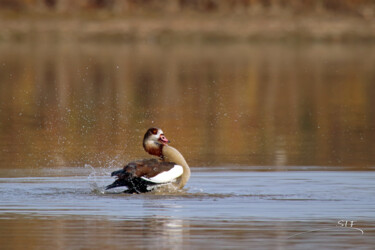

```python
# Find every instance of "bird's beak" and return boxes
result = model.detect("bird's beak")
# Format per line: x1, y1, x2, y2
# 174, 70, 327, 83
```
159, 134, 170, 145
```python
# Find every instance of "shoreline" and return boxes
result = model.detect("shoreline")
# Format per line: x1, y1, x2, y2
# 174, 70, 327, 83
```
1, 11, 375, 43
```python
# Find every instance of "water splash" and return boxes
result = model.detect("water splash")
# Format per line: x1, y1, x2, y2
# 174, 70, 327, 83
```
85, 164, 110, 194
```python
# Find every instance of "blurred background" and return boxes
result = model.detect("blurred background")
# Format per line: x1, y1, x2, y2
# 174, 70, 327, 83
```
1, 0, 375, 170
1, 0, 375, 42
1, 2, 375, 249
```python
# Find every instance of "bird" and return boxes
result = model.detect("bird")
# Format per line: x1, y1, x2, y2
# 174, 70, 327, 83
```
106, 127, 190, 194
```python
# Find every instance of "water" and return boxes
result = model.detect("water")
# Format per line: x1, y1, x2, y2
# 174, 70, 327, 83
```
1, 41, 375, 249
0, 168, 374, 249
2, 168, 373, 219
1, 42, 375, 169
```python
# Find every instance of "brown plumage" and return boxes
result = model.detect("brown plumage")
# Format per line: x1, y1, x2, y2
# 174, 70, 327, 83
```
118, 159, 175, 179
106, 128, 190, 194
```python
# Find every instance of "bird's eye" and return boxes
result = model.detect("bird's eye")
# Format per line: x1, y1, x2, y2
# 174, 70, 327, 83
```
151, 128, 158, 135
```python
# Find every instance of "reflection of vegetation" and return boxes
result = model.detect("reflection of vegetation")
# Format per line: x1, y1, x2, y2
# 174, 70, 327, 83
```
0, 43, 375, 169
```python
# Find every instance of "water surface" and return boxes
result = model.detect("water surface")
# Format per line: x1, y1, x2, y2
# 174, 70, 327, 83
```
1, 41, 375, 249
1, 42, 375, 169
0, 168, 374, 249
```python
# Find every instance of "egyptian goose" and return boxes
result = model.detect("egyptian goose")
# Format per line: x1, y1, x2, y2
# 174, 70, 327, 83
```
106, 128, 190, 193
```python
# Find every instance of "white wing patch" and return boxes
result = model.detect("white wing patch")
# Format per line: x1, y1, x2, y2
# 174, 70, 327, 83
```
141, 165, 183, 184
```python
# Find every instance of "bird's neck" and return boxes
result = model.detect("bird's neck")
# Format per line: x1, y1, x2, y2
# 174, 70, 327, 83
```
144, 141, 163, 158
162, 145, 190, 188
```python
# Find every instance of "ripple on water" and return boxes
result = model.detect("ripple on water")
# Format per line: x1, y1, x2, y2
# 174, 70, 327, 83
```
0, 168, 375, 220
